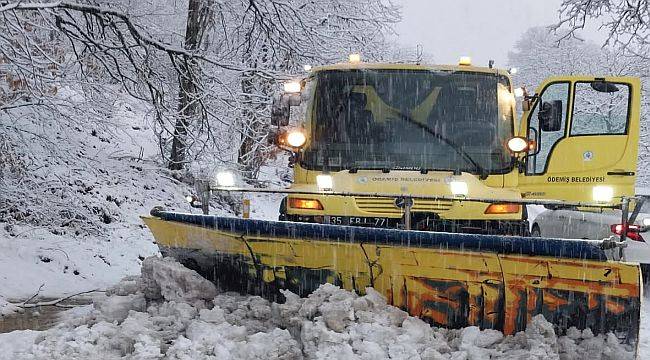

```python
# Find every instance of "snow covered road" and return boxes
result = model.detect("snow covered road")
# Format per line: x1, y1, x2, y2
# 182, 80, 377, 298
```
0, 257, 641, 360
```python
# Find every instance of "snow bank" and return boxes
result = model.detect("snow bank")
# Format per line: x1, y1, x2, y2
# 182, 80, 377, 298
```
0, 257, 636, 359
0, 223, 158, 300
0, 90, 228, 302
140, 257, 217, 305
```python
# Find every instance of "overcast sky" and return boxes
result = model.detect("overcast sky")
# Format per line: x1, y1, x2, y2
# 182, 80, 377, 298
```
394, 0, 600, 67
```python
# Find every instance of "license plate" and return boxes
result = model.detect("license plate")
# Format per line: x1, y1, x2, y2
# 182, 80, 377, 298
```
327, 216, 392, 227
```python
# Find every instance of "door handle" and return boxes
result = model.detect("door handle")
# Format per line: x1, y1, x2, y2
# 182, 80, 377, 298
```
607, 171, 635, 176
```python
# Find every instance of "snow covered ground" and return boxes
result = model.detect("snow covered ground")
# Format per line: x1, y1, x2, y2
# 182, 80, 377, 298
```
0, 90, 286, 324
0, 92, 245, 303
0, 257, 641, 360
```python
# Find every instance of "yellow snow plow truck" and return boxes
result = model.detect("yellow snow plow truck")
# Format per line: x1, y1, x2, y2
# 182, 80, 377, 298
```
143, 57, 644, 353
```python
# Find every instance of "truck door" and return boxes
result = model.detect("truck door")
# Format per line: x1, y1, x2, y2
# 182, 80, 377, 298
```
518, 76, 641, 204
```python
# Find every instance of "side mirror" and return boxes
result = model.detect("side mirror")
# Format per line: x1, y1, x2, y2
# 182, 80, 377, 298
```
538, 100, 563, 132
591, 81, 619, 93
270, 93, 301, 126
271, 97, 290, 126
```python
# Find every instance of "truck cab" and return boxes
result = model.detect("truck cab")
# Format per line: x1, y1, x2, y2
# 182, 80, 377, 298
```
270, 57, 641, 236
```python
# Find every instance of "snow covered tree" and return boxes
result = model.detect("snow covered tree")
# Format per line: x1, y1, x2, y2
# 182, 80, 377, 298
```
0, 0, 401, 233
168, 0, 214, 171
0, 0, 400, 178
212, 0, 401, 179
554, 0, 650, 54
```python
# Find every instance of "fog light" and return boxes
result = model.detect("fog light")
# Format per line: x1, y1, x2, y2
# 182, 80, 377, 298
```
317, 174, 333, 191
593, 186, 614, 202
283, 81, 301, 93
289, 198, 323, 210
216, 171, 236, 187
450, 180, 468, 197
485, 203, 520, 214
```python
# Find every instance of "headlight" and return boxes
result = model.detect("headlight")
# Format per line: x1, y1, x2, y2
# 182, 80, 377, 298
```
592, 186, 614, 202
216, 171, 236, 187
316, 174, 333, 191
285, 130, 307, 148
643, 218, 650, 227
450, 180, 468, 197
507, 137, 529, 153
283, 81, 301, 93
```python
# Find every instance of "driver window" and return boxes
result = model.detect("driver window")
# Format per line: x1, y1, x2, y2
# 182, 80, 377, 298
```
526, 82, 569, 175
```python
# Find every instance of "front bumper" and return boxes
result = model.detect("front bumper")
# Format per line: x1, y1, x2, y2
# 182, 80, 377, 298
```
282, 213, 530, 236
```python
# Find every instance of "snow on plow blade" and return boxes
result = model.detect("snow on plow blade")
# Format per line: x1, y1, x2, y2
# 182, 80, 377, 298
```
142, 212, 641, 349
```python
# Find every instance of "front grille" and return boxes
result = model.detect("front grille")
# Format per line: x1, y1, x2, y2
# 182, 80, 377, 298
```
354, 197, 453, 215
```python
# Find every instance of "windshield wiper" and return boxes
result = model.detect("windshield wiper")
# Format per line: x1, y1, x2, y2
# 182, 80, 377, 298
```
349, 160, 395, 173
393, 111, 489, 179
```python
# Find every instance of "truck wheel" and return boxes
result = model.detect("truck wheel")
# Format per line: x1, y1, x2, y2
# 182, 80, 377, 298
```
279, 197, 287, 221
641, 264, 650, 286
531, 224, 541, 237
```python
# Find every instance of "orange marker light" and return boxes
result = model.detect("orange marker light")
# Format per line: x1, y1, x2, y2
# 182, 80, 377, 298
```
484, 203, 520, 214
288, 198, 324, 210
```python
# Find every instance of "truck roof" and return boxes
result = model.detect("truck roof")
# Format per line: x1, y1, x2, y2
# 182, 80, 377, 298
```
311, 62, 510, 76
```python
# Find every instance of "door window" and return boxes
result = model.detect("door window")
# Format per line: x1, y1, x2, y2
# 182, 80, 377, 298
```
571, 82, 630, 135
526, 82, 570, 175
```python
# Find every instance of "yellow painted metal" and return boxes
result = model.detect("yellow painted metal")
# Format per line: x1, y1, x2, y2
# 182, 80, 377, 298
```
311, 62, 510, 75
517, 76, 641, 204
142, 216, 641, 343
286, 170, 523, 220
290, 65, 641, 222
498, 254, 640, 335
287, 63, 521, 222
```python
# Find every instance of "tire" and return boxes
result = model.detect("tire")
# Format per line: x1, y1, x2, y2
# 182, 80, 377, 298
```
278, 197, 287, 221
641, 264, 650, 286
531, 224, 541, 237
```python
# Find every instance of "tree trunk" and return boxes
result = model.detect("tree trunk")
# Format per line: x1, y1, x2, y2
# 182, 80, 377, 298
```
169, 0, 213, 170
237, 71, 273, 181
238, 73, 259, 179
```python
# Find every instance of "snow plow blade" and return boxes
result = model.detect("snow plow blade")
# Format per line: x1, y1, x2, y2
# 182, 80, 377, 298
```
142, 212, 641, 350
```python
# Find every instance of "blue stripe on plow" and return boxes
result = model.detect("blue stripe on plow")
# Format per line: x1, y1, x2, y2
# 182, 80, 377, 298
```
155, 212, 608, 261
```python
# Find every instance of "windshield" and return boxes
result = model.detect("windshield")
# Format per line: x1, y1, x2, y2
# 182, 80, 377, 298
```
301, 69, 515, 173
